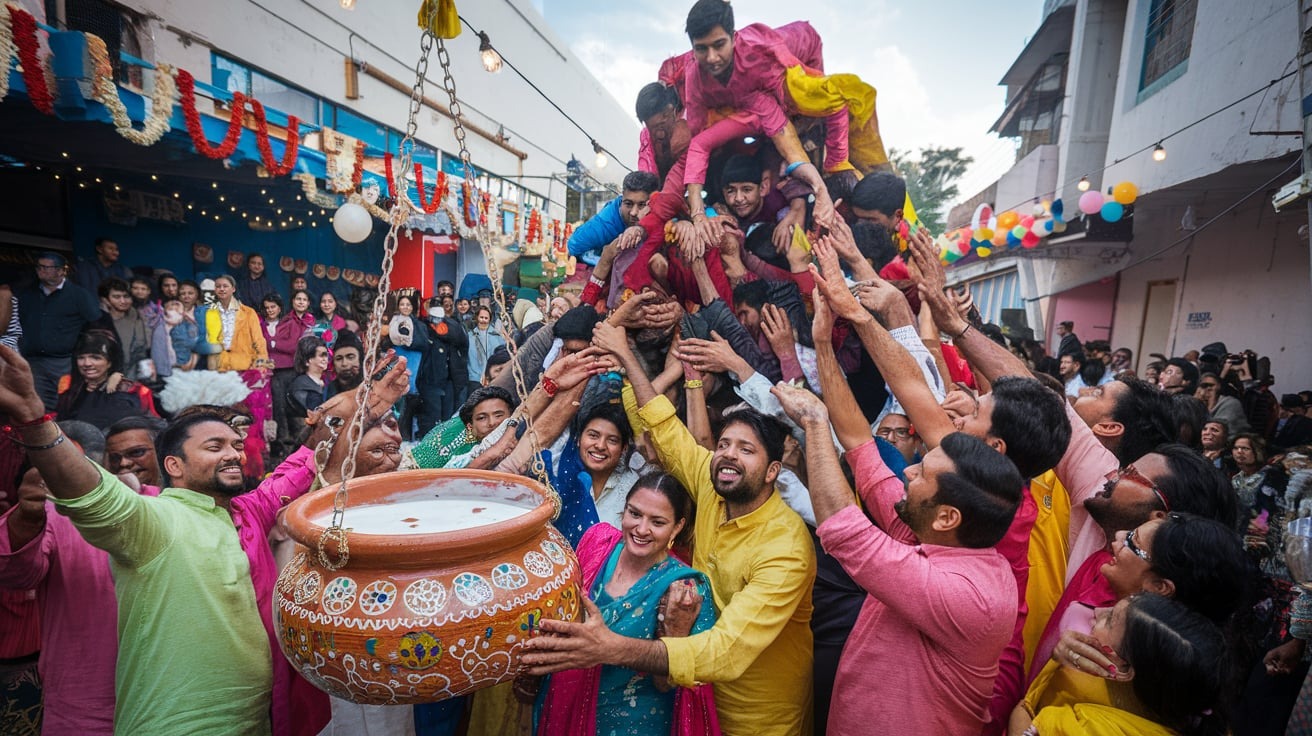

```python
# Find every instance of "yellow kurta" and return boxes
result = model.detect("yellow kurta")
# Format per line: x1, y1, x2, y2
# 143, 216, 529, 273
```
629, 391, 817, 736
1023, 469, 1073, 672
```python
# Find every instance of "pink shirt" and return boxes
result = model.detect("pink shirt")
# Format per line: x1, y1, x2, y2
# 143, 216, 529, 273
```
1054, 402, 1119, 581
0, 485, 159, 736
229, 445, 328, 736
818, 440, 1017, 736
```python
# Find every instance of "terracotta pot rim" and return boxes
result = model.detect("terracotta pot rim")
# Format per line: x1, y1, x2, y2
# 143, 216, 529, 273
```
283, 468, 556, 565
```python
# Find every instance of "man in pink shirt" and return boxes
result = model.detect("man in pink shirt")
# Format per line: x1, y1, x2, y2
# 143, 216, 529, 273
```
0, 430, 161, 735
773, 374, 1022, 736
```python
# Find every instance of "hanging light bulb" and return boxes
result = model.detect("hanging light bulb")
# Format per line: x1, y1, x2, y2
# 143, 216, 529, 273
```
592, 140, 608, 169
1152, 142, 1167, 162
340, 0, 356, 9
1077, 175, 1090, 192
479, 32, 503, 73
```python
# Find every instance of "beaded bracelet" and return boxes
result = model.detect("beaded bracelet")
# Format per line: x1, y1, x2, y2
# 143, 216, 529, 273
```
8, 429, 66, 451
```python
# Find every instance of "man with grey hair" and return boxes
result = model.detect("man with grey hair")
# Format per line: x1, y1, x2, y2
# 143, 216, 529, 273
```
17, 252, 102, 410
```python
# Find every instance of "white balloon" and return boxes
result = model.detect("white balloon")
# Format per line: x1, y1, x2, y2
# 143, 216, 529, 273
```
333, 202, 372, 243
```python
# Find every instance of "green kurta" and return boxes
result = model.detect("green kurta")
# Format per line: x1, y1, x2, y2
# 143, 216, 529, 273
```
53, 466, 272, 735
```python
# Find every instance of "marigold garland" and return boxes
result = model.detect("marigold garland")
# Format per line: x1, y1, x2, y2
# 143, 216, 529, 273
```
0, 4, 17, 101
324, 133, 365, 193
7, 4, 52, 114
413, 162, 443, 214
526, 208, 542, 244
249, 97, 299, 177
86, 34, 174, 146
178, 68, 245, 159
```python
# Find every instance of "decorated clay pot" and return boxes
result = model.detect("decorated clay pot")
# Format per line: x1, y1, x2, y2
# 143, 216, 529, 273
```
275, 469, 582, 704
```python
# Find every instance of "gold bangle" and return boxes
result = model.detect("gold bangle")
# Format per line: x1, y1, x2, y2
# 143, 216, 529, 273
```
684, 379, 704, 390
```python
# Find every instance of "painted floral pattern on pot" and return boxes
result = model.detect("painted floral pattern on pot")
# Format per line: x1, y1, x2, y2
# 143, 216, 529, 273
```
274, 469, 582, 705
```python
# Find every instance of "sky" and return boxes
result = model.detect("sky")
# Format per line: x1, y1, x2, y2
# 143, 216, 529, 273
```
538, 0, 1041, 206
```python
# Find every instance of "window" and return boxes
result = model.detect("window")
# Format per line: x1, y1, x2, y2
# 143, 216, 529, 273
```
55, 0, 147, 85
965, 270, 1023, 326
212, 54, 319, 126
1140, 0, 1196, 91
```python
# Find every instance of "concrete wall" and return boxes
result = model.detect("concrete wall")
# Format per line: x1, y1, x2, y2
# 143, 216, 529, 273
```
1101, 0, 1300, 192
114, 0, 638, 201
996, 144, 1060, 214
1054, 0, 1127, 204
1107, 194, 1309, 396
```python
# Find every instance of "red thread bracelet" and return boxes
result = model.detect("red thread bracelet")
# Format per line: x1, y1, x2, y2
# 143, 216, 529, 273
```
3, 412, 56, 432
541, 376, 559, 398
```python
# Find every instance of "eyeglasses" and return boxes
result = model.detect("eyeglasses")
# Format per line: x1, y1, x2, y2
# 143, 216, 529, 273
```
1104, 464, 1171, 512
36, 264, 63, 271
107, 446, 152, 465
1199, 383, 1219, 390
875, 427, 913, 440
1123, 528, 1153, 563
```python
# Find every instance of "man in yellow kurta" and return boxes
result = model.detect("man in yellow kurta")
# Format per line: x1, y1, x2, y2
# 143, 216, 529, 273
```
523, 321, 816, 736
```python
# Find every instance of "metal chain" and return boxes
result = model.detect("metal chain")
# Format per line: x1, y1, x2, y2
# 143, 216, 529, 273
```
316, 16, 435, 571
435, 37, 560, 518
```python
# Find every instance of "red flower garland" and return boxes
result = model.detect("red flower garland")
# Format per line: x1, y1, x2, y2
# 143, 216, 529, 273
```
526, 209, 542, 243
9, 6, 53, 115
479, 192, 492, 227
249, 98, 299, 177
384, 152, 395, 198
178, 69, 246, 160
413, 162, 442, 214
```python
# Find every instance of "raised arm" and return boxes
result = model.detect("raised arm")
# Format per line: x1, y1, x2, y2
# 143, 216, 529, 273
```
811, 240, 956, 447
906, 228, 1030, 382
772, 383, 852, 525
810, 288, 872, 452
0, 346, 103, 499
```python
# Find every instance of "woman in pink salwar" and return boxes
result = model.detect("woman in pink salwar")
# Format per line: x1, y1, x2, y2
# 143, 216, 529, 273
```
532, 473, 720, 736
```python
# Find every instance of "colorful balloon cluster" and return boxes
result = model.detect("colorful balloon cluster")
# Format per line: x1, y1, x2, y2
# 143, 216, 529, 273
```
938, 181, 1138, 263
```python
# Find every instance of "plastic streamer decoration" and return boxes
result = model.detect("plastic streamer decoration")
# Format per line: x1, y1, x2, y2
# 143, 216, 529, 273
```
86, 34, 175, 146
3, 4, 54, 114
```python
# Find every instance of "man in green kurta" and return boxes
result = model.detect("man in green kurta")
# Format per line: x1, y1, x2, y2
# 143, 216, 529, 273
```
0, 346, 272, 735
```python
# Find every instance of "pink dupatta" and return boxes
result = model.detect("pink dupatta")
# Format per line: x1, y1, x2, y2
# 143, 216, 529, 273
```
536, 523, 721, 736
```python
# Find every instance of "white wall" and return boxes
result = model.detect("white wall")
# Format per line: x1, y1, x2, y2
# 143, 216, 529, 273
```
996, 144, 1060, 213
116, 0, 638, 213
1107, 194, 1310, 396
1101, 0, 1299, 194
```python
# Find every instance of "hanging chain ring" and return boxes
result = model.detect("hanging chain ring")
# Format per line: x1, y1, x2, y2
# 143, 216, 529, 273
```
316, 525, 351, 571
434, 37, 562, 518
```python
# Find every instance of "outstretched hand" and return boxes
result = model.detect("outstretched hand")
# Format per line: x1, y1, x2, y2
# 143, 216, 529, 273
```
519, 597, 618, 676
677, 331, 748, 377
0, 345, 45, 423
808, 238, 869, 323
544, 347, 614, 391
759, 304, 795, 357
616, 225, 646, 251
906, 228, 968, 336
771, 381, 830, 424
591, 320, 632, 360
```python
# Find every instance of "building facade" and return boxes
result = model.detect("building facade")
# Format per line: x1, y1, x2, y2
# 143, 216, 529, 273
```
0, 0, 638, 296
947, 0, 1307, 392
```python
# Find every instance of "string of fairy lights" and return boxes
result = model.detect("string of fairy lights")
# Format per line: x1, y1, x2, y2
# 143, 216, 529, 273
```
31, 153, 334, 231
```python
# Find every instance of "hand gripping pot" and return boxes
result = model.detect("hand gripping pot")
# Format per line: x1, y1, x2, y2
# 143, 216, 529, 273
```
274, 469, 582, 704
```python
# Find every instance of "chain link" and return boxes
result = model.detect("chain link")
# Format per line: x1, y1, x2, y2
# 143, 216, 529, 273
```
434, 37, 560, 519
316, 14, 435, 570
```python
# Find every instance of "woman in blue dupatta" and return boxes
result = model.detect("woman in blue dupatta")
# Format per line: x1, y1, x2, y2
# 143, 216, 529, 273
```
532, 472, 721, 736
